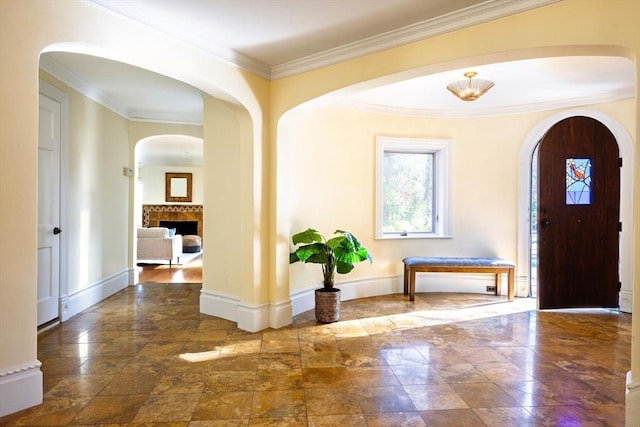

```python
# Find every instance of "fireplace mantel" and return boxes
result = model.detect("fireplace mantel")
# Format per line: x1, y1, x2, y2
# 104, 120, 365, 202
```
142, 204, 203, 240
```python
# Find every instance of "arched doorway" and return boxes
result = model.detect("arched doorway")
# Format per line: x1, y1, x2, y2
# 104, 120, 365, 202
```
518, 110, 634, 313
536, 116, 620, 309
134, 135, 204, 284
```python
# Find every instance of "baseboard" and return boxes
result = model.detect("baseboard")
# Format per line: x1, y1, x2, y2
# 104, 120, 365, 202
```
0, 361, 42, 417
237, 302, 270, 332
269, 300, 293, 329
200, 290, 294, 332
290, 273, 525, 317
516, 276, 529, 297
415, 272, 513, 295
620, 290, 633, 313
290, 276, 401, 316
203, 273, 523, 331
60, 269, 130, 321
200, 290, 239, 323
627, 372, 640, 426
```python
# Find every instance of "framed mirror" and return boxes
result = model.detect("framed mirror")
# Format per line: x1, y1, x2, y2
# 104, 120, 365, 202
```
165, 172, 192, 202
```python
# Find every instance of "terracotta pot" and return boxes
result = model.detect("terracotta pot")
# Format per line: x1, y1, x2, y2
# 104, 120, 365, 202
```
315, 288, 341, 323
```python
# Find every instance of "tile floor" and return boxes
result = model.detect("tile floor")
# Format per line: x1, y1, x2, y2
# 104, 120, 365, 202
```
0, 283, 631, 426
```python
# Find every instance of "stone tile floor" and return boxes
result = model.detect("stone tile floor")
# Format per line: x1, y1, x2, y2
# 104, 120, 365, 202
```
0, 283, 631, 426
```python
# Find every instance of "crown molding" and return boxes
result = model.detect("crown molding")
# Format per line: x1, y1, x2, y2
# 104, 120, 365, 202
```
341, 86, 635, 118
270, 0, 560, 79
40, 55, 202, 124
86, 0, 272, 79
40, 55, 131, 118
88, 0, 559, 81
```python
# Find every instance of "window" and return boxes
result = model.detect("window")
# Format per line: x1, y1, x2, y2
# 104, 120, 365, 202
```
566, 158, 592, 205
376, 136, 452, 239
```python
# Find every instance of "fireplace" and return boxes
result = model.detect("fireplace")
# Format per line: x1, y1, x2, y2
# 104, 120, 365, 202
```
142, 204, 203, 240
159, 220, 198, 236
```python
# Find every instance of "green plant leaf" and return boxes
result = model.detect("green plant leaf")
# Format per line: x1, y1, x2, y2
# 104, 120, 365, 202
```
292, 228, 324, 245
336, 260, 354, 274
293, 243, 328, 264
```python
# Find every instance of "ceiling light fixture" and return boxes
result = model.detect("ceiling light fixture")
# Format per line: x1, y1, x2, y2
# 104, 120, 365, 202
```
446, 71, 494, 101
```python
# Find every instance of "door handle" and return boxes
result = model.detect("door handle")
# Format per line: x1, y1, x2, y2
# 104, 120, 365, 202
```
53, 227, 62, 235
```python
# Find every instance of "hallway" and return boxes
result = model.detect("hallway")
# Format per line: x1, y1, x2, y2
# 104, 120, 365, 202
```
1, 285, 630, 426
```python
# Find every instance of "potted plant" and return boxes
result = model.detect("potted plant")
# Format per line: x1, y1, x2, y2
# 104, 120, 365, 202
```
290, 228, 372, 323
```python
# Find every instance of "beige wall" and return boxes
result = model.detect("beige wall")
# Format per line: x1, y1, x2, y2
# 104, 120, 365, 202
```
285, 100, 636, 294
138, 165, 204, 207
39, 72, 131, 296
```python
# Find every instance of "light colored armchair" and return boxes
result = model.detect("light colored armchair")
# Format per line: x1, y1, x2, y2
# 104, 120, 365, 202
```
136, 227, 183, 267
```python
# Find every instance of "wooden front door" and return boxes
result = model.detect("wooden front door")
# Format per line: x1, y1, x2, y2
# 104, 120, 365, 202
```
537, 116, 620, 309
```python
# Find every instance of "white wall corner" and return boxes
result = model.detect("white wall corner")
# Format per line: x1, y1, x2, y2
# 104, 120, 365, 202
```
620, 290, 633, 313
237, 303, 271, 333
626, 372, 640, 426
0, 361, 43, 417
61, 270, 130, 321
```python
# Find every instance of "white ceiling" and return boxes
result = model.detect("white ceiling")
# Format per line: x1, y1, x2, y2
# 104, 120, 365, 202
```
40, 0, 635, 166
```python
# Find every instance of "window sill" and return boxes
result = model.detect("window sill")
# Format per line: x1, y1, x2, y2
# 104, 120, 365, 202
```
376, 234, 454, 240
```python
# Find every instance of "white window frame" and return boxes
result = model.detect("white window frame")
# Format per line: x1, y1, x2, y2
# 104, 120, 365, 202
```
375, 136, 453, 239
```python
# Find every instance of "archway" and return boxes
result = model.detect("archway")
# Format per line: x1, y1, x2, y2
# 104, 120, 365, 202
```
518, 109, 635, 312
134, 135, 204, 284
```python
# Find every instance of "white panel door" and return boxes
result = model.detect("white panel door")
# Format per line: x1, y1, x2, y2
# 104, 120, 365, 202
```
37, 93, 61, 326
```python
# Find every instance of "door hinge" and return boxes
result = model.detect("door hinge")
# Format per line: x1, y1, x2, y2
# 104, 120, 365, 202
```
618, 222, 622, 232
619, 282, 622, 291
619, 157, 623, 167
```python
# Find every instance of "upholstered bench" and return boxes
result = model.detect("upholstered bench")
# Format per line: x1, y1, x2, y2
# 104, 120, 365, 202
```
182, 235, 202, 253
402, 257, 515, 302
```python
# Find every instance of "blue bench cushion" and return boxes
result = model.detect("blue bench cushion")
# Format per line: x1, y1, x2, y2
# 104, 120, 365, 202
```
403, 257, 515, 268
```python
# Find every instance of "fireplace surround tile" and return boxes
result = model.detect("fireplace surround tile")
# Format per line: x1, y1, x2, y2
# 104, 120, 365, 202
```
143, 204, 203, 242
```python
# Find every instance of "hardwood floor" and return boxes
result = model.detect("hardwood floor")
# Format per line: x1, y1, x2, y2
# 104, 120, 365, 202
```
135, 253, 202, 283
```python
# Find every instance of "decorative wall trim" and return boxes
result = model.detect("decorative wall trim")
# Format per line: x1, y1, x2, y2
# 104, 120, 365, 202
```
0, 361, 42, 378
0, 361, 42, 417
60, 269, 130, 322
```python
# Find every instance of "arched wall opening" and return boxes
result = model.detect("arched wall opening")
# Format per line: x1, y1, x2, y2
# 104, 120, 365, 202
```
133, 134, 204, 281
34, 42, 263, 329
274, 47, 636, 318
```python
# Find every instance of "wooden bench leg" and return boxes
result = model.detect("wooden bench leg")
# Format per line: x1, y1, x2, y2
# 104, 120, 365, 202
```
403, 263, 409, 296
495, 272, 502, 297
410, 268, 416, 301
507, 268, 514, 301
